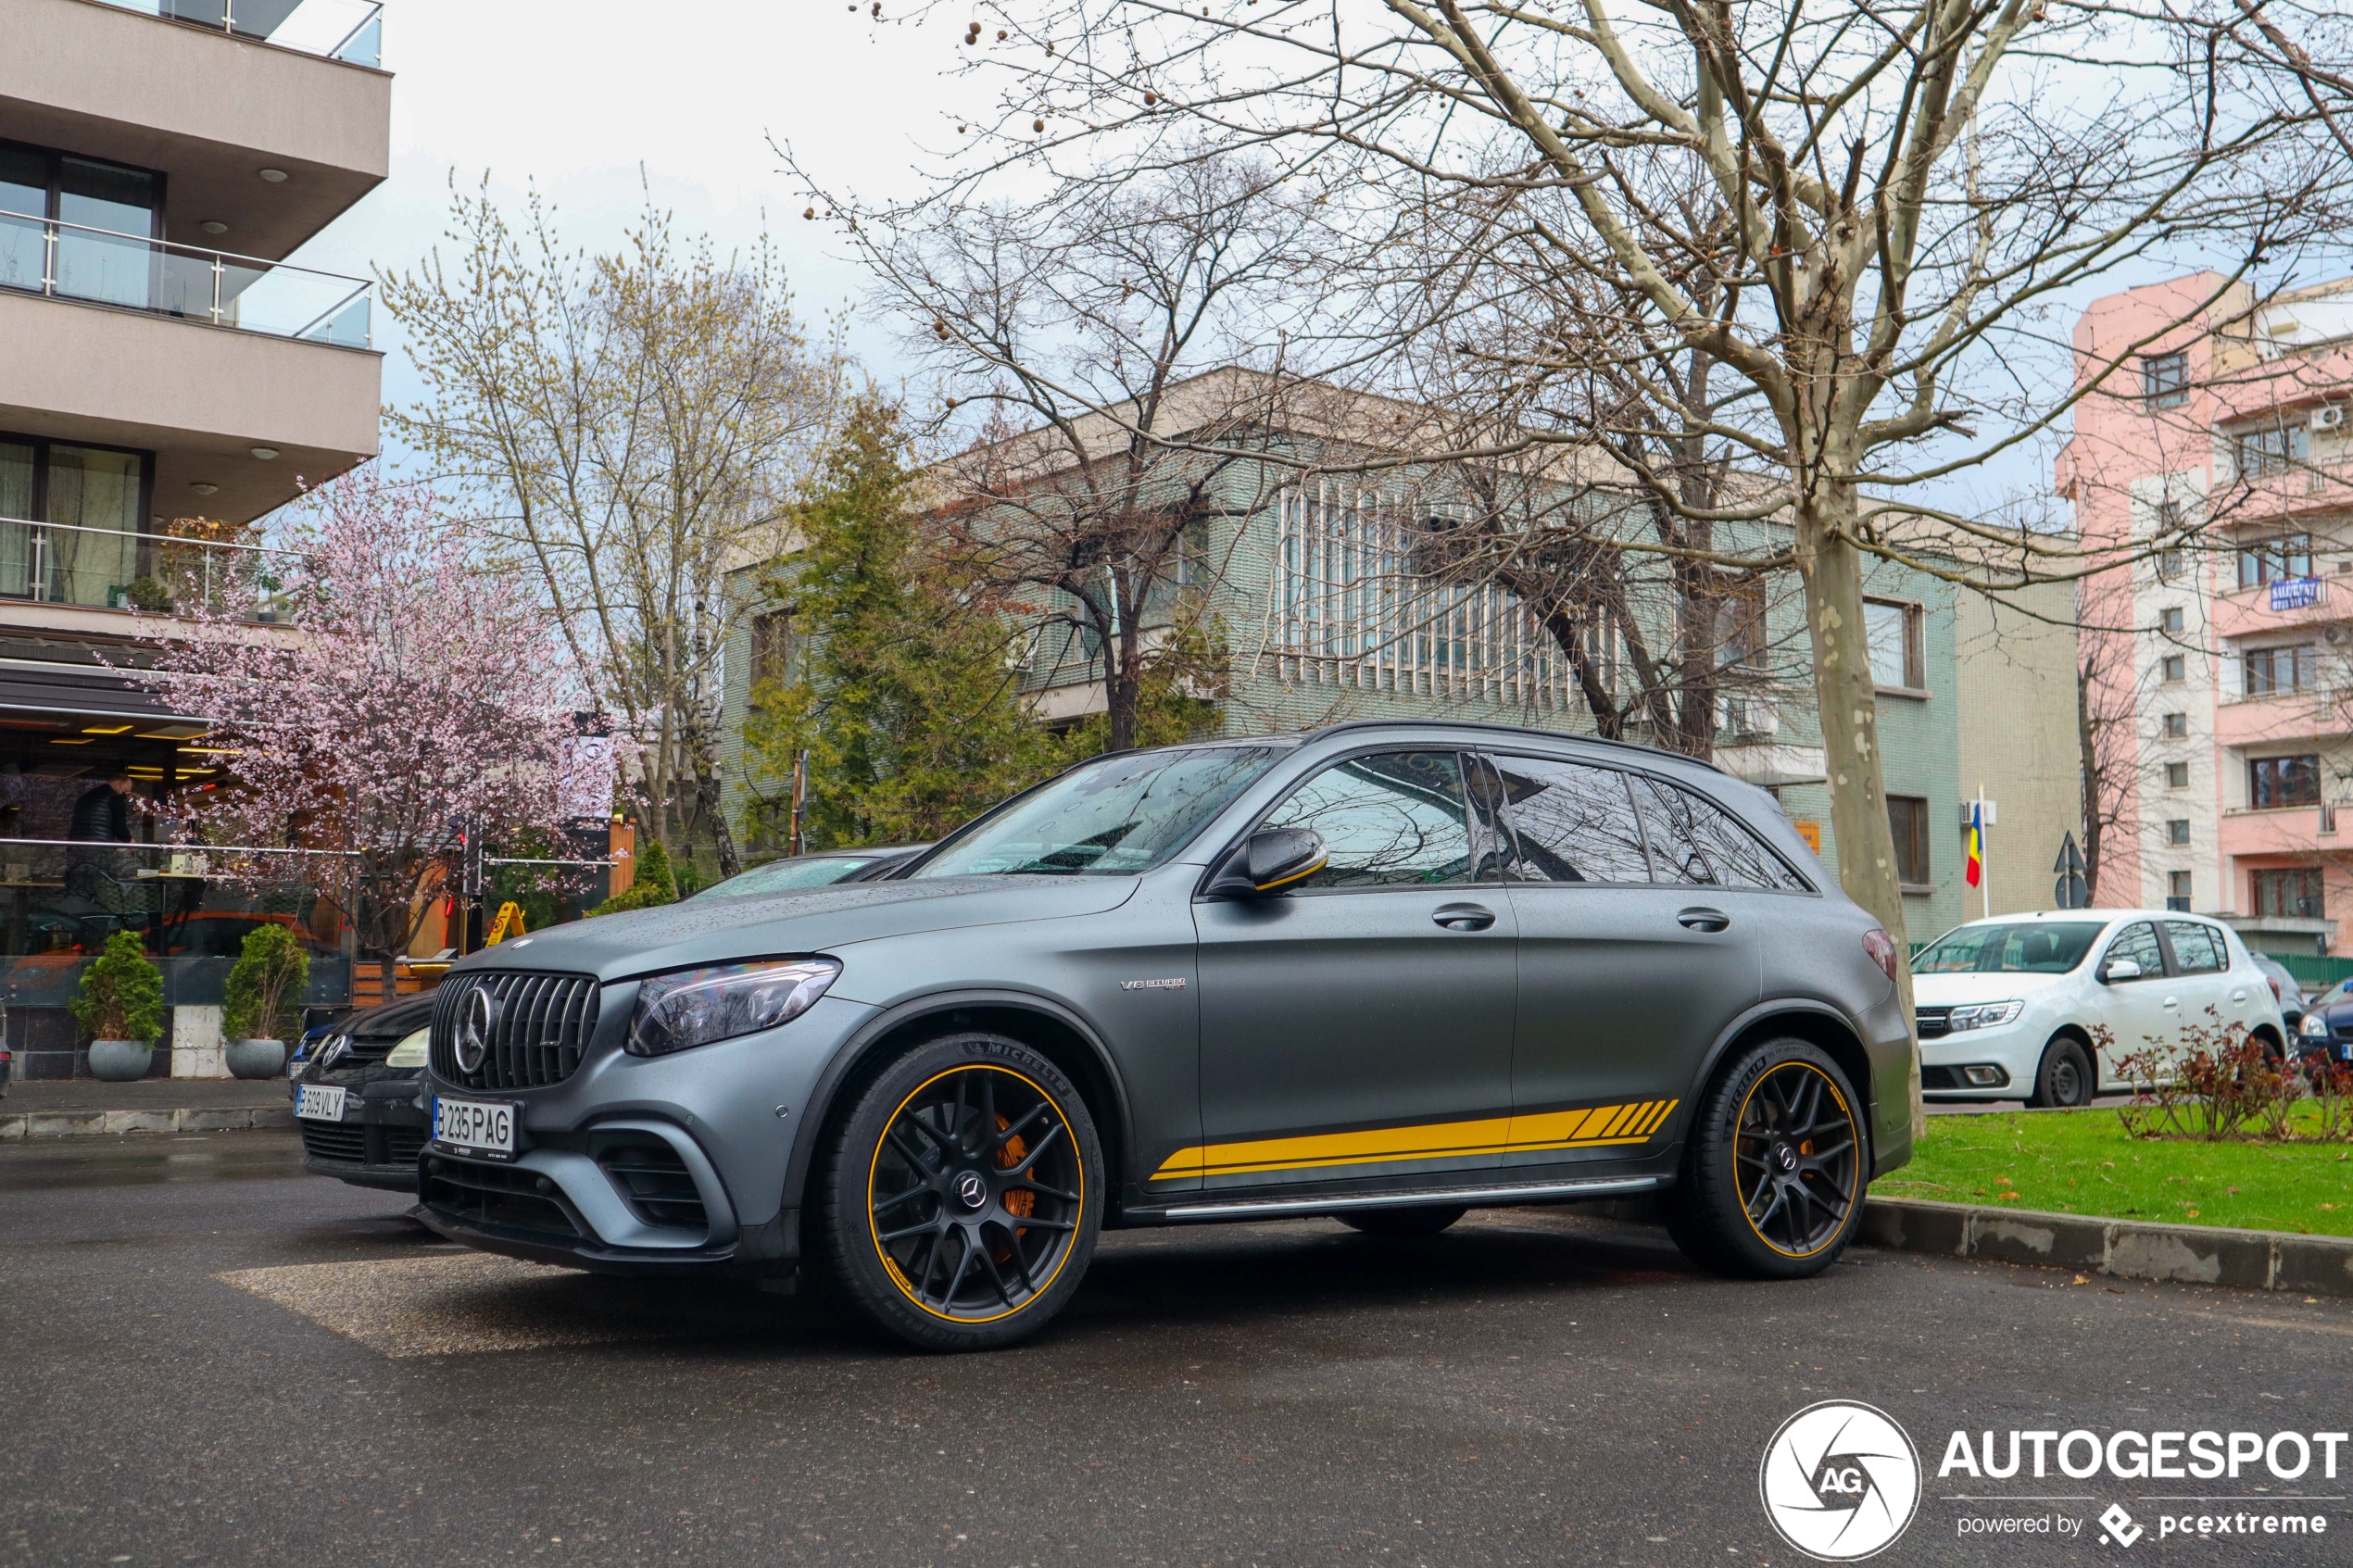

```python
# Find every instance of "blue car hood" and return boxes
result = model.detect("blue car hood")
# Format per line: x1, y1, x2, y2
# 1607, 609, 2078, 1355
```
443, 874, 1141, 984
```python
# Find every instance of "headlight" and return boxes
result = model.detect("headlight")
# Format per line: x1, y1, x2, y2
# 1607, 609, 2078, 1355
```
1947, 999, 2024, 1032
626, 958, 841, 1058
2301, 1012, 2333, 1039
384, 1027, 429, 1068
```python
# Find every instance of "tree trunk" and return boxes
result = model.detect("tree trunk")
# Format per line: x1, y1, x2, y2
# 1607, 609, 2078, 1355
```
1793, 489, 1923, 1139
2076, 660, 2105, 905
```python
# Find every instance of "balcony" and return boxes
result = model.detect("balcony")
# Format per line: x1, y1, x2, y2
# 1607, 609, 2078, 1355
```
0, 516, 300, 634
0, 0, 389, 262
2, 211, 369, 347
88, 0, 383, 67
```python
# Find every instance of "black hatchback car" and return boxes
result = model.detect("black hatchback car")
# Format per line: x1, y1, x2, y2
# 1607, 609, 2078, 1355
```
291, 993, 436, 1190
414, 721, 1913, 1350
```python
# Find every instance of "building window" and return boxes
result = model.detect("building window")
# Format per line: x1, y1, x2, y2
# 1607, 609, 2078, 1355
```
2142, 352, 2189, 408
2238, 533, 2314, 587
2253, 866, 2325, 919
2167, 870, 2193, 911
2167, 761, 2190, 789
2250, 753, 2322, 808
1886, 795, 1930, 886
1865, 598, 1924, 690
2157, 548, 2186, 581
2243, 644, 2318, 696
1713, 576, 1767, 671
2166, 819, 2192, 846
2161, 654, 2186, 683
2159, 607, 2185, 635
749, 608, 793, 693
0, 143, 163, 312
2162, 711, 2189, 738
2235, 425, 2310, 480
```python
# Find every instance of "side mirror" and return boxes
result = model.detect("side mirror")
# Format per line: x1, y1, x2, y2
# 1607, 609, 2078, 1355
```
2102, 958, 2144, 983
1208, 827, 1327, 897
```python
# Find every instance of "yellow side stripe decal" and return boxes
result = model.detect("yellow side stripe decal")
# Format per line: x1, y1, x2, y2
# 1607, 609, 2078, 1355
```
1150, 1098, 1680, 1181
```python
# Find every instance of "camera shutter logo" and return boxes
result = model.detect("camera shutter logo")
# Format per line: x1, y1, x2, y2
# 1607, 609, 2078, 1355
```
456, 987, 497, 1075
1757, 1400, 1921, 1561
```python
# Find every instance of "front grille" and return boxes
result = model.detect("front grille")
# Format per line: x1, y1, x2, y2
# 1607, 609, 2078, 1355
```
431, 971, 601, 1091
300, 1122, 369, 1163
1915, 1007, 1952, 1039
1920, 1066, 1961, 1090
384, 1127, 427, 1166
595, 1135, 707, 1231
422, 1157, 582, 1239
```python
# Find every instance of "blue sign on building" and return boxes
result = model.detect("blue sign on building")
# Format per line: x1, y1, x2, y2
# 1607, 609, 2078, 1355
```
2270, 576, 2324, 611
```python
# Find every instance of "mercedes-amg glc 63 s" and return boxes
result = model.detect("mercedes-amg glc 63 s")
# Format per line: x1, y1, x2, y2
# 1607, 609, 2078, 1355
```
414, 721, 1913, 1350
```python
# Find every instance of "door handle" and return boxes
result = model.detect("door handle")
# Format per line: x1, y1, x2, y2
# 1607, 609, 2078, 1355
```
2161, 997, 2180, 1010
1677, 907, 1731, 933
1431, 902, 1496, 932
2230, 989, 2247, 1004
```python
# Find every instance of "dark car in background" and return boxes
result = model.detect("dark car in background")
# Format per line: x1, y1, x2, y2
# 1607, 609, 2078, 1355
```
413, 721, 1914, 1352
2295, 976, 2353, 1072
291, 993, 435, 1190
688, 846, 926, 900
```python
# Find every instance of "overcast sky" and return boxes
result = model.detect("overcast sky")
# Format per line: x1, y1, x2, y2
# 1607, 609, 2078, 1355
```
295, 1, 978, 467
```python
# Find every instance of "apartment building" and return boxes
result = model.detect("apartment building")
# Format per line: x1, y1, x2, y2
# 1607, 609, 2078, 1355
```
723, 373, 2080, 942
2065, 271, 2353, 956
0, 0, 387, 1074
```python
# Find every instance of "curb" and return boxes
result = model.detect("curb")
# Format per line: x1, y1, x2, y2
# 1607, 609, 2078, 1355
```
1855, 1197, 2353, 1298
1585, 1195, 2353, 1298
0, 1105, 296, 1140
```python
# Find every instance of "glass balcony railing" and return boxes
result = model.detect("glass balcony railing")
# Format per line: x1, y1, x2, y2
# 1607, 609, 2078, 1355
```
0, 516, 303, 622
0, 209, 371, 347
89, 0, 383, 68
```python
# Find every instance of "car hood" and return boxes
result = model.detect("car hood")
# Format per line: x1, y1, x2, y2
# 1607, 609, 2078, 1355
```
444, 874, 1142, 983
1910, 972, 2075, 1006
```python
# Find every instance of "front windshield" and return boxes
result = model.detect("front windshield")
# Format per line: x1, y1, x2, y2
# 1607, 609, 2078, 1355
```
2314, 980, 2353, 1009
913, 747, 1280, 877
1915, 921, 2105, 974
695, 856, 877, 899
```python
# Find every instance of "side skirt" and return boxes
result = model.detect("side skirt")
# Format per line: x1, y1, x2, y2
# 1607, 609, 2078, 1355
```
1129, 1173, 1667, 1224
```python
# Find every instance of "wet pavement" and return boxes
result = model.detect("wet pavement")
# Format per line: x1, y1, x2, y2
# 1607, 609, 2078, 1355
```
3, 1130, 2349, 1566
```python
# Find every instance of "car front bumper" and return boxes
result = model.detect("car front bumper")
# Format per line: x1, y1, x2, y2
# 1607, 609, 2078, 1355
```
1917, 1021, 2040, 1100
413, 992, 875, 1277
293, 1070, 430, 1191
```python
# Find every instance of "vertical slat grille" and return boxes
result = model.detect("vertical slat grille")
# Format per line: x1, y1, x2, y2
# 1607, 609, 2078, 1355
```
430, 971, 602, 1090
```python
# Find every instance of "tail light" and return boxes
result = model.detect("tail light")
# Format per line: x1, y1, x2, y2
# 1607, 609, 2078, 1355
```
2268, 975, 2284, 1003
1862, 928, 1900, 984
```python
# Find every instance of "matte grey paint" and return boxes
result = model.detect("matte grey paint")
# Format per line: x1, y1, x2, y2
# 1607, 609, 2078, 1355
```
417, 721, 1915, 1274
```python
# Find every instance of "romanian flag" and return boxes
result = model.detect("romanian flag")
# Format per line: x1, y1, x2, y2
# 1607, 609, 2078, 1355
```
1964, 807, 1983, 888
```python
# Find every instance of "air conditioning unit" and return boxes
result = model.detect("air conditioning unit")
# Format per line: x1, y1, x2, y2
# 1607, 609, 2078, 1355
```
2312, 405, 2346, 433
2327, 624, 2349, 646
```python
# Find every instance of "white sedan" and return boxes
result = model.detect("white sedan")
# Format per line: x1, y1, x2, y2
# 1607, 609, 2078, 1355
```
1910, 909, 2288, 1106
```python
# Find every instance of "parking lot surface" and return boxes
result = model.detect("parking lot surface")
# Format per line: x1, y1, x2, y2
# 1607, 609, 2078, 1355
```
3, 1130, 2347, 1566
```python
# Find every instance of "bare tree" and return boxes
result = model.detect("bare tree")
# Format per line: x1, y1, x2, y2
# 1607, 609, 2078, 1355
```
382, 178, 838, 878
830, 0, 2342, 1129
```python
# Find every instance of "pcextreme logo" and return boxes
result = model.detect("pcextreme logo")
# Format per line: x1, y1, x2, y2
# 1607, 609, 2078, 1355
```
1758, 1401, 1923, 1561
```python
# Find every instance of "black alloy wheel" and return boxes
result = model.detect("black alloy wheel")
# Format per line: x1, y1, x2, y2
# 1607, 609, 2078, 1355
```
2027, 1035, 2095, 1109
813, 1034, 1102, 1351
1664, 1037, 1867, 1280
1337, 1203, 1467, 1239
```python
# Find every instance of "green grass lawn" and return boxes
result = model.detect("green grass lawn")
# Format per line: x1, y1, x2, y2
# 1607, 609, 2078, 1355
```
1875, 1108, 2353, 1236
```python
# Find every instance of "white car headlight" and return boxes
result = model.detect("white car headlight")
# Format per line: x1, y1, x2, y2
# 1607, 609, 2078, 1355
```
625, 958, 841, 1058
2301, 1011, 2333, 1039
384, 1027, 429, 1068
1947, 999, 2024, 1032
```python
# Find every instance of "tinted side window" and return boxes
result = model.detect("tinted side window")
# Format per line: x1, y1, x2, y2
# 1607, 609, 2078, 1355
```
1652, 778, 1806, 891
2164, 920, 2224, 972
1260, 750, 1475, 888
2103, 922, 2164, 980
1629, 775, 1718, 885
1483, 756, 1651, 884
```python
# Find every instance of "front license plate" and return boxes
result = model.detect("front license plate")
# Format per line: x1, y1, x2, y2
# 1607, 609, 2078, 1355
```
295, 1084, 346, 1122
433, 1097, 519, 1160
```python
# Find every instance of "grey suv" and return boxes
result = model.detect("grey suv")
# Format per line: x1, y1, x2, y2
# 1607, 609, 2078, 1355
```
414, 721, 1914, 1350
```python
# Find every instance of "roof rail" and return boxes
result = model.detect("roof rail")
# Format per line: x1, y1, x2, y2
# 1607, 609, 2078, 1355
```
1299, 717, 1728, 774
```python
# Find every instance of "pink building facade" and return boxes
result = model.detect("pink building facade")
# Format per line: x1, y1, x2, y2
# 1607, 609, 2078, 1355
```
2064, 273, 2353, 955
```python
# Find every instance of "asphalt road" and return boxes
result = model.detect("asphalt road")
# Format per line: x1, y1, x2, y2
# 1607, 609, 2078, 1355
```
4, 1131, 2348, 1568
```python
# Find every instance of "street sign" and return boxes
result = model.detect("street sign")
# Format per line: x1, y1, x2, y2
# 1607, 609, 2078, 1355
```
2053, 832, 2088, 909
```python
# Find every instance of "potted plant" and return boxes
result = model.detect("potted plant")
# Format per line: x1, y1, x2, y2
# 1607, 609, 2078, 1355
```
71, 929, 165, 1082
222, 922, 308, 1079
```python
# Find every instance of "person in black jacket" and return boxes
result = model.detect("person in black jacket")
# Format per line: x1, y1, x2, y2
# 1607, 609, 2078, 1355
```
65, 771, 135, 909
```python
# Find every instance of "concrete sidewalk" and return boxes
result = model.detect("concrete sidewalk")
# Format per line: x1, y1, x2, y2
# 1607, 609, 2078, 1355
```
0, 1077, 292, 1138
